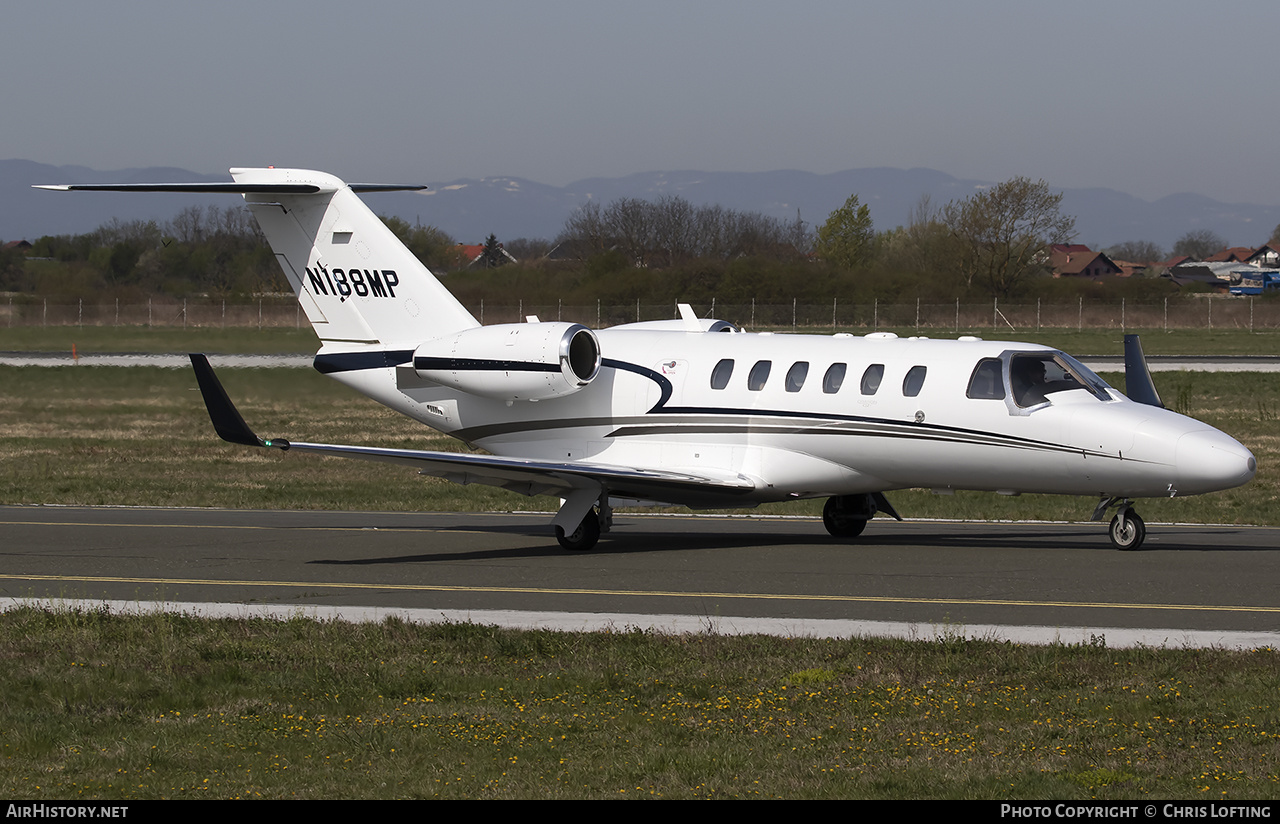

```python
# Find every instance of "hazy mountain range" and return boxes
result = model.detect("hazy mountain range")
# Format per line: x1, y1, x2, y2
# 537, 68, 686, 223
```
4, 159, 1278, 253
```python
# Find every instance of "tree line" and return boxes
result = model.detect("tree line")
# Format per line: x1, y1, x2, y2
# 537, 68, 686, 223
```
5, 177, 1264, 306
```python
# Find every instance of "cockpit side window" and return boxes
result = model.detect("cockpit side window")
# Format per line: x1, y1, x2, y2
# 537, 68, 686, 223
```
966, 358, 1005, 400
1010, 352, 1112, 408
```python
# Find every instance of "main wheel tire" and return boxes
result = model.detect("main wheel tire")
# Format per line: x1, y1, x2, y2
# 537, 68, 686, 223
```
823, 496, 870, 538
556, 508, 601, 551
1109, 510, 1146, 551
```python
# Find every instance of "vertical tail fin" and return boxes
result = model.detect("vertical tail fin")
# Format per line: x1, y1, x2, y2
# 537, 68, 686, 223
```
231, 168, 478, 347
36, 168, 480, 348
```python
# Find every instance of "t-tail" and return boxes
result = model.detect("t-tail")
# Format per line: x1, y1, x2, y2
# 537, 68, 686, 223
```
36, 168, 480, 349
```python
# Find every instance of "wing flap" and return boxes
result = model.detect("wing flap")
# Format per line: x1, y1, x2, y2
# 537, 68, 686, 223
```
188, 354, 755, 504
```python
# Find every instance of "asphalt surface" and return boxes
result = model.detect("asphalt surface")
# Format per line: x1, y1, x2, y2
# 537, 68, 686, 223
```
2, 506, 1277, 647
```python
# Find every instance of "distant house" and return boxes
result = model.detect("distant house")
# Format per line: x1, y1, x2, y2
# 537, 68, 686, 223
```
1203, 247, 1255, 263
1048, 244, 1122, 278
2, 240, 32, 253
448, 242, 517, 270
1245, 244, 1280, 267
1162, 261, 1235, 292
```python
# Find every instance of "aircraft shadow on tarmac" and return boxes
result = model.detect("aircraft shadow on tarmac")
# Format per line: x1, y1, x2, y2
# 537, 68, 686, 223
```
305, 520, 1262, 566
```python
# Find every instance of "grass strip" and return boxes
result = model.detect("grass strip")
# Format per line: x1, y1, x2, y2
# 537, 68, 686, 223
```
0, 605, 1275, 800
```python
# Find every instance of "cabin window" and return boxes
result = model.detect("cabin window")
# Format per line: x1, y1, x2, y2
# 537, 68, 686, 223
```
823, 363, 847, 394
710, 358, 734, 390
903, 365, 927, 397
748, 360, 772, 391
966, 358, 1005, 400
785, 361, 809, 393
860, 364, 884, 395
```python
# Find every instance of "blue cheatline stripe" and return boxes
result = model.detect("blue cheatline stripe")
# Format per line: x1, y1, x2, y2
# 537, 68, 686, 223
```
313, 350, 413, 374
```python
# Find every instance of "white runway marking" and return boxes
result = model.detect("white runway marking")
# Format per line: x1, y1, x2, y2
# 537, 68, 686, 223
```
2, 597, 1276, 650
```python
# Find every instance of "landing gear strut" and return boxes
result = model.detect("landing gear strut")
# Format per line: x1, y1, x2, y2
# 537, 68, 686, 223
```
1094, 497, 1146, 551
823, 493, 902, 538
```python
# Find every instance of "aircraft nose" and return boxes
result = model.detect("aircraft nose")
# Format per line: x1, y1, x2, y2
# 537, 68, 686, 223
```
1174, 429, 1256, 495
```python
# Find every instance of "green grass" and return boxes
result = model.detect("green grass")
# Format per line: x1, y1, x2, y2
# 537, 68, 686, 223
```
0, 606, 1274, 799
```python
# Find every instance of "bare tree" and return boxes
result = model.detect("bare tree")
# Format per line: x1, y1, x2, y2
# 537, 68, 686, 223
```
1104, 240, 1165, 263
1173, 229, 1227, 260
942, 177, 1075, 297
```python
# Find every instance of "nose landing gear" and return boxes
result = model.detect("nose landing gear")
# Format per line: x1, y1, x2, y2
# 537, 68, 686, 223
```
1094, 496, 1146, 551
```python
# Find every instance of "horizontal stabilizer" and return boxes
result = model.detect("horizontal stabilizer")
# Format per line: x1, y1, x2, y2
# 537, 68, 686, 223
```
34, 182, 427, 194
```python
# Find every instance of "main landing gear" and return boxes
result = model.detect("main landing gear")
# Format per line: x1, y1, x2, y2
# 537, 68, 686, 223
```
1094, 496, 1146, 551
556, 507, 602, 551
554, 493, 612, 552
822, 493, 902, 539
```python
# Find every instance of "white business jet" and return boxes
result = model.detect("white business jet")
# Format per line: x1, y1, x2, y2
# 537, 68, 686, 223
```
38, 168, 1256, 551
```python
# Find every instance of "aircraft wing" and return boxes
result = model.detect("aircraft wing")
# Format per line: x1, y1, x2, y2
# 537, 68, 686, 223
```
189, 354, 756, 504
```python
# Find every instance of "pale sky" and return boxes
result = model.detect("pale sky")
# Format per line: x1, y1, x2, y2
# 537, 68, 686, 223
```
6, 0, 1279, 204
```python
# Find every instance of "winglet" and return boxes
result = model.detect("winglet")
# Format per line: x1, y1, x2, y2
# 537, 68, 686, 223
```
1123, 334, 1164, 408
189, 354, 270, 447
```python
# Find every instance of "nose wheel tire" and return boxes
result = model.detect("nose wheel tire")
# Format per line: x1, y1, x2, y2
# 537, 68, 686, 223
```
556, 508, 601, 552
1108, 510, 1146, 551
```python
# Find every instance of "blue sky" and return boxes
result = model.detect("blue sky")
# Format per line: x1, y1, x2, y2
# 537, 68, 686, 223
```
7, 0, 1278, 204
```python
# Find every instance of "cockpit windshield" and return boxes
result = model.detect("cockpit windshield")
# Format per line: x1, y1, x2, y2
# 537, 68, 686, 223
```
1009, 351, 1112, 408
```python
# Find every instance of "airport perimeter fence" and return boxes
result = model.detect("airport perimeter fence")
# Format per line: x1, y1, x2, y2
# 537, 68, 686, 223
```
3, 295, 1280, 333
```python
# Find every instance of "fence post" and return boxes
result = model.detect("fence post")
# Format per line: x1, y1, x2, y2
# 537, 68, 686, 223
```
1208, 296, 1212, 330
78, 298, 82, 329
115, 298, 119, 327
751, 299, 755, 328
832, 297, 837, 331
258, 298, 262, 331
148, 298, 152, 327
1036, 298, 1040, 332
1121, 298, 1125, 334
915, 297, 920, 334
955, 298, 959, 333
992, 297, 997, 331
792, 298, 796, 331
873, 298, 877, 331
1078, 297, 1082, 331
1250, 297, 1254, 333
1163, 297, 1167, 332
183, 298, 187, 330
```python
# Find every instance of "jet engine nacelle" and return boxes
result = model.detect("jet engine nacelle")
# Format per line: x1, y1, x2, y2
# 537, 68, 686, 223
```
413, 322, 601, 401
